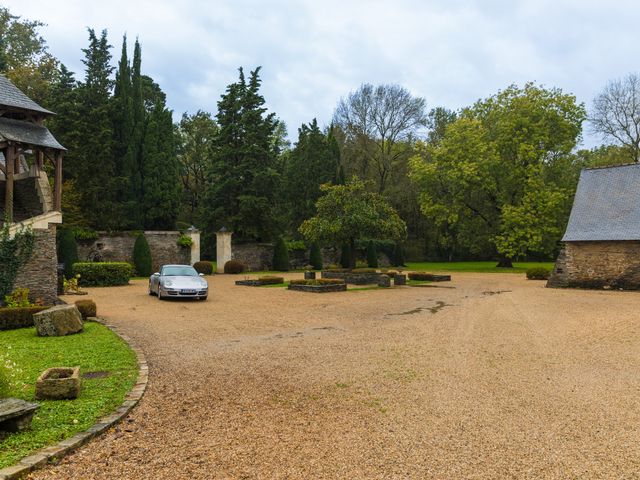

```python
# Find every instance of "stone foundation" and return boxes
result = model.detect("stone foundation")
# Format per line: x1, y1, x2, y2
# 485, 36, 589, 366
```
77, 231, 192, 273
547, 241, 640, 289
14, 226, 58, 305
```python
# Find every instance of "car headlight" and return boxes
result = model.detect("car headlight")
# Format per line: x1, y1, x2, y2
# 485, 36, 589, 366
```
163, 280, 173, 287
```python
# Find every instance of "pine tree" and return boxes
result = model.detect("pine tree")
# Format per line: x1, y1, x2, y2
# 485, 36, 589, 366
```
272, 236, 290, 271
309, 242, 323, 270
366, 240, 378, 268
201, 67, 280, 241
340, 243, 352, 269
393, 243, 405, 267
57, 228, 78, 278
74, 29, 119, 230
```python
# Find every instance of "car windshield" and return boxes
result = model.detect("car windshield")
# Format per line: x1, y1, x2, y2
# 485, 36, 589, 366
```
162, 266, 198, 277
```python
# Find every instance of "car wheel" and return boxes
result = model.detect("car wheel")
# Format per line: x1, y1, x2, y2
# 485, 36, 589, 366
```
200, 296, 208, 301
157, 287, 163, 300
148, 283, 154, 296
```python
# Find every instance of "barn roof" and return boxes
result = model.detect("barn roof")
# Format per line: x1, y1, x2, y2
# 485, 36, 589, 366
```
0, 75, 54, 116
563, 163, 640, 241
0, 117, 65, 150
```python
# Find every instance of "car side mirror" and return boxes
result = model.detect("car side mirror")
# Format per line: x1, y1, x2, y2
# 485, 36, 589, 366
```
199, 273, 205, 277
153, 272, 160, 276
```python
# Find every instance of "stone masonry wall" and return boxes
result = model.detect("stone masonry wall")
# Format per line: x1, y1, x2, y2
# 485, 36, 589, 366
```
14, 226, 58, 305
547, 241, 640, 289
77, 231, 190, 274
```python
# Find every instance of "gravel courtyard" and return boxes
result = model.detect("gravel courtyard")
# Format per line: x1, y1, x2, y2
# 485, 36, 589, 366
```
29, 273, 640, 479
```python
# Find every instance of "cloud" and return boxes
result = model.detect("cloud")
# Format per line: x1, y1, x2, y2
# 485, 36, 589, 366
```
6, 0, 640, 147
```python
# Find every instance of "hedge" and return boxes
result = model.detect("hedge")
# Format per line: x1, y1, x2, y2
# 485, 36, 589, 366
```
0, 306, 49, 331
193, 261, 214, 275
258, 276, 284, 285
526, 267, 551, 280
351, 268, 377, 274
72, 262, 133, 287
224, 260, 247, 274
408, 272, 432, 281
289, 278, 345, 286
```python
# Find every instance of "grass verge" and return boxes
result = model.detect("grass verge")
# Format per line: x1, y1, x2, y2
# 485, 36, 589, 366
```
0, 322, 138, 468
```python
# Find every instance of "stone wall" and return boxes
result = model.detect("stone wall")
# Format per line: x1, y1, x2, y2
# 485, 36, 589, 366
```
14, 226, 58, 304
77, 231, 191, 274
547, 241, 640, 289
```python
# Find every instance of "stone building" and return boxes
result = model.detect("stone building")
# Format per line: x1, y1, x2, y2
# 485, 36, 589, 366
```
0, 75, 64, 304
548, 163, 640, 289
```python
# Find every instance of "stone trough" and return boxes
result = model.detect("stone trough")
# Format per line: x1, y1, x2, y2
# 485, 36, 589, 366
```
35, 366, 82, 400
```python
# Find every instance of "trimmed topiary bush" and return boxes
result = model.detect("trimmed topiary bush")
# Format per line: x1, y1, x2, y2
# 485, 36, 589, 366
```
75, 299, 97, 319
224, 259, 247, 274
393, 242, 405, 266
0, 306, 49, 331
193, 261, 214, 275
309, 242, 323, 270
340, 243, 352, 269
57, 228, 78, 279
366, 241, 378, 268
272, 237, 290, 271
526, 267, 551, 280
72, 262, 133, 287
133, 234, 153, 277
408, 272, 431, 281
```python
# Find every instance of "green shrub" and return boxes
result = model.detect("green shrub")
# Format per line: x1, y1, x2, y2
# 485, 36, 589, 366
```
177, 234, 193, 248
526, 267, 551, 280
340, 243, 352, 269
285, 240, 306, 251
309, 242, 323, 270
272, 237, 290, 271
72, 262, 133, 287
133, 234, 153, 277
72, 227, 99, 241
258, 276, 284, 285
57, 228, 78, 278
75, 299, 97, 319
224, 260, 247, 274
393, 243, 405, 267
193, 261, 214, 275
0, 306, 49, 331
351, 268, 377, 274
408, 272, 431, 281
4, 288, 32, 308
366, 241, 378, 268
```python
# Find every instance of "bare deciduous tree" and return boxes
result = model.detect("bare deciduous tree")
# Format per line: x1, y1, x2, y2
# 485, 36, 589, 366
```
333, 83, 427, 192
591, 73, 640, 162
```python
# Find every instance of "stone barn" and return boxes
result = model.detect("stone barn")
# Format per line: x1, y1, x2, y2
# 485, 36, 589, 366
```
548, 163, 640, 289
0, 75, 64, 304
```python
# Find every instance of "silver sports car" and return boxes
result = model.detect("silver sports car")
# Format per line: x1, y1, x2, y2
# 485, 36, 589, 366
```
149, 264, 209, 300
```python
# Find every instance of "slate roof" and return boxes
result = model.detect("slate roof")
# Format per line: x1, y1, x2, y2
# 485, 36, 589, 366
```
0, 75, 54, 115
563, 163, 640, 241
0, 117, 65, 150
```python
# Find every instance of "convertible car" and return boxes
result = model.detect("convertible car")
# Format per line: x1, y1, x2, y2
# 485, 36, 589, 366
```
149, 264, 208, 300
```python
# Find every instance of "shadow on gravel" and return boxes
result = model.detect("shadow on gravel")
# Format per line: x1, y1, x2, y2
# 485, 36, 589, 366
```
387, 301, 453, 316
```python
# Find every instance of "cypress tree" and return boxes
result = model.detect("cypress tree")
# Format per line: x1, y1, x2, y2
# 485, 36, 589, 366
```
393, 242, 405, 267
366, 240, 378, 268
340, 242, 352, 269
133, 233, 152, 277
309, 242, 323, 270
57, 229, 78, 278
272, 237, 290, 271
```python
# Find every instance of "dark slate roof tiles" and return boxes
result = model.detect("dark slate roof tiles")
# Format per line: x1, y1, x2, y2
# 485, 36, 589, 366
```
0, 75, 54, 115
563, 163, 640, 241
0, 117, 65, 150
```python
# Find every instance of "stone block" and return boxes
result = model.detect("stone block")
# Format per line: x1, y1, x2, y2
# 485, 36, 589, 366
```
33, 305, 83, 336
394, 274, 407, 285
378, 275, 391, 288
35, 366, 81, 400
304, 271, 316, 280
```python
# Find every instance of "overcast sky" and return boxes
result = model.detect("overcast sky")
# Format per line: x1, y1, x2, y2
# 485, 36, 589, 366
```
6, 0, 640, 147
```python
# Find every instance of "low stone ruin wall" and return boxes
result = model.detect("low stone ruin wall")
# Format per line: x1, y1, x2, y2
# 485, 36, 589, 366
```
547, 241, 640, 289
321, 271, 383, 285
77, 231, 191, 274
14, 226, 58, 305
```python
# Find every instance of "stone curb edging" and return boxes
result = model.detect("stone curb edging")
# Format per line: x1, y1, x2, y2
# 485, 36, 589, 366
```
0, 319, 149, 480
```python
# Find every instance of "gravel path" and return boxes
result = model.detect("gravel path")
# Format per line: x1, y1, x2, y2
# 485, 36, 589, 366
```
28, 273, 640, 479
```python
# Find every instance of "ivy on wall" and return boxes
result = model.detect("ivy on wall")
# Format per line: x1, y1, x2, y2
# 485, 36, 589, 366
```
0, 220, 35, 304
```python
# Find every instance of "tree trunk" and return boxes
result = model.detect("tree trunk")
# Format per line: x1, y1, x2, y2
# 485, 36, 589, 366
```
496, 256, 513, 268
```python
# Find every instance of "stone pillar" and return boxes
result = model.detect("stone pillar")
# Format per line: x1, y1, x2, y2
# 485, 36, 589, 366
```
186, 226, 200, 266
216, 228, 233, 273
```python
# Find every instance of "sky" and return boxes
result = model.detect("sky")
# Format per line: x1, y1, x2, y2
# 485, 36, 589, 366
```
5, 0, 640, 148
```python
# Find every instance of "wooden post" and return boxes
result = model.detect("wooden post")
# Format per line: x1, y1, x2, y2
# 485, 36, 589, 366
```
54, 152, 62, 211
36, 150, 44, 172
5, 145, 14, 222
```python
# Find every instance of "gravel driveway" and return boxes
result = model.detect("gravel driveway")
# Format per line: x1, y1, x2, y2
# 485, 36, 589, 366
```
28, 273, 640, 479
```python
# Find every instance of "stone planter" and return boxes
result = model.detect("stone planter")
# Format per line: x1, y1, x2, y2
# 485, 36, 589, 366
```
0, 398, 39, 432
304, 271, 316, 280
35, 366, 81, 400
321, 271, 383, 285
393, 274, 407, 285
288, 283, 347, 293
378, 275, 391, 288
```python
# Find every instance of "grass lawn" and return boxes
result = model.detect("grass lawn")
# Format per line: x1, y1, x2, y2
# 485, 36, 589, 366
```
0, 322, 138, 468
405, 261, 554, 273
